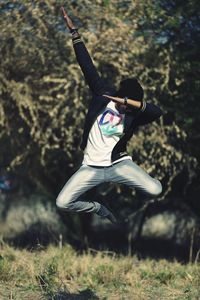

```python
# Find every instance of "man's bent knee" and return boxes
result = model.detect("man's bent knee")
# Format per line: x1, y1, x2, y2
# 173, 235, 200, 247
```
56, 193, 74, 211
146, 179, 162, 196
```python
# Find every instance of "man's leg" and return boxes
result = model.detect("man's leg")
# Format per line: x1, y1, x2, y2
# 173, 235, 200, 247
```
108, 159, 162, 196
56, 165, 115, 219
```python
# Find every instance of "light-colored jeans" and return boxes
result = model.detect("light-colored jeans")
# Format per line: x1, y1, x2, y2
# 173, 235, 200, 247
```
56, 160, 162, 217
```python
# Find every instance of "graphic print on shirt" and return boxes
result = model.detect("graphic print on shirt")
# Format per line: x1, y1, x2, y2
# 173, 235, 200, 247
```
98, 108, 124, 137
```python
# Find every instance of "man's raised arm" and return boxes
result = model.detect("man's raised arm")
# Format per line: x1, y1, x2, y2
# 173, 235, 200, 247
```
61, 7, 105, 96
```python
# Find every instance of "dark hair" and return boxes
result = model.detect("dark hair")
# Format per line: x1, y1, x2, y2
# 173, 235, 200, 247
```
116, 78, 144, 101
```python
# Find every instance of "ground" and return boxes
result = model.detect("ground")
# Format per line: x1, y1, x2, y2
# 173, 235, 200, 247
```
0, 243, 200, 300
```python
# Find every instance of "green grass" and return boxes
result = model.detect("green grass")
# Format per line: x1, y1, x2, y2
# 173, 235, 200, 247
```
0, 243, 200, 300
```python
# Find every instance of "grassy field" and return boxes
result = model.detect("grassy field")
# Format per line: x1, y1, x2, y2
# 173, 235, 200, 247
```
0, 242, 200, 300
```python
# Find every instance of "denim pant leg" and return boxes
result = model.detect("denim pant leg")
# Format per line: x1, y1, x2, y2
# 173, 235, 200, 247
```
108, 160, 162, 196
56, 165, 108, 214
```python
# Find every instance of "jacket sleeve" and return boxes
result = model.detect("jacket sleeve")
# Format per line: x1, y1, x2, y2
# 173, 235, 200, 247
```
72, 36, 106, 96
137, 102, 164, 126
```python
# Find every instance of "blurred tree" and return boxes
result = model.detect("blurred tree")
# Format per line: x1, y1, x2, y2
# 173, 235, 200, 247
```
0, 0, 199, 221
137, 0, 200, 141
134, 0, 200, 211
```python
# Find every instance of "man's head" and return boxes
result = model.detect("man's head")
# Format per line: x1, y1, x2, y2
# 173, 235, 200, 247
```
116, 78, 144, 101
114, 78, 144, 113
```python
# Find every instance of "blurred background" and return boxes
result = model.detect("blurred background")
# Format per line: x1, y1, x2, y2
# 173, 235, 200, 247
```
0, 0, 199, 261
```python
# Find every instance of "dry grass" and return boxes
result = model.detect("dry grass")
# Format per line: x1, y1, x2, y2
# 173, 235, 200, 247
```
0, 242, 200, 300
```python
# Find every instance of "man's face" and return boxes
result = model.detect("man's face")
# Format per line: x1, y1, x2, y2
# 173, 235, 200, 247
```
115, 103, 132, 114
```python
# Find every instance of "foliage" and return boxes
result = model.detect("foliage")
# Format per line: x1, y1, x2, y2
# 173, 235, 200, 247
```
0, 0, 199, 216
0, 243, 200, 299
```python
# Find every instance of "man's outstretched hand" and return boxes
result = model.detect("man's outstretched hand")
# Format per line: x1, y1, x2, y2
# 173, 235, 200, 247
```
61, 6, 76, 30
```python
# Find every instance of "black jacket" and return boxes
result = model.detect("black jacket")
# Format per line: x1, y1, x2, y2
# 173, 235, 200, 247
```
73, 37, 164, 162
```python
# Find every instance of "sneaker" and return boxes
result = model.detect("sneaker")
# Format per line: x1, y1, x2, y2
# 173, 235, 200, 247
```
96, 205, 118, 224
103, 211, 118, 224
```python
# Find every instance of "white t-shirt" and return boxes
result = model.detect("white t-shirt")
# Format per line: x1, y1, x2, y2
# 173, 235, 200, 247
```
82, 101, 132, 166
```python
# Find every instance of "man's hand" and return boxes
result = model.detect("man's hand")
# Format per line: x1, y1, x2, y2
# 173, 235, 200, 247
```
103, 94, 125, 105
103, 94, 142, 110
61, 6, 76, 30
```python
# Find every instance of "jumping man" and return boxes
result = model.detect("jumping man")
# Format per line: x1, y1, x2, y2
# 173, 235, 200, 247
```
56, 7, 164, 223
